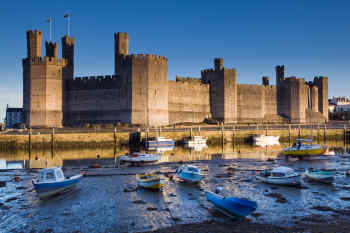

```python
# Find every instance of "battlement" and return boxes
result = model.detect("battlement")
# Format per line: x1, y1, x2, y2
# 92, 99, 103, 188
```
175, 76, 201, 83
62, 35, 75, 45
23, 56, 66, 66
117, 53, 168, 65
69, 75, 122, 90
26, 30, 42, 37
313, 76, 328, 82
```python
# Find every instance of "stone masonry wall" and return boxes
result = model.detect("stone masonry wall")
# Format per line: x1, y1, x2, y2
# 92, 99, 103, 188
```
168, 78, 210, 124
237, 84, 265, 122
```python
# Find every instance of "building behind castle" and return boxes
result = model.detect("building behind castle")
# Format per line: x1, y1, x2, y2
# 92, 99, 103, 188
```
22, 30, 328, 128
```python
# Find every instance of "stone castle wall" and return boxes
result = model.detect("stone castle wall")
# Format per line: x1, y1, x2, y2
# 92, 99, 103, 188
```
23, 30, 329, 128
168, 77, 210, 124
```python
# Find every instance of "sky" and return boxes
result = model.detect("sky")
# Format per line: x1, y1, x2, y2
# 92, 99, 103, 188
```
0, 0, 349, 119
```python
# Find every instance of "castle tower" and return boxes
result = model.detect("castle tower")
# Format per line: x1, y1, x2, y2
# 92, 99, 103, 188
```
262, 76, 270, 86
26, 30, 42, 58
313, 76, 329, 121
45, 41, 58, 58
214, 58, 224, 71
310, 85, 319, 112
114, 32, 129, 75
276, 65, 285, 115
201, 58, 237, 123
23, 30, 65, 128
62, 35, 75, 124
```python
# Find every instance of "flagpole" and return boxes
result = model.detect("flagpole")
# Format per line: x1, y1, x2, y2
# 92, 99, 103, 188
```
49, 18, 52, 41
64, 13, 70, 37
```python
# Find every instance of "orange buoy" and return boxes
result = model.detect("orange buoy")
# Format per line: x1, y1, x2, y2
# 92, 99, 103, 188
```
13, 176, 20, 182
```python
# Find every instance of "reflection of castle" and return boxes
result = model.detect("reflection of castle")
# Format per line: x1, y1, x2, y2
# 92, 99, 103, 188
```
23, 30, 328, 128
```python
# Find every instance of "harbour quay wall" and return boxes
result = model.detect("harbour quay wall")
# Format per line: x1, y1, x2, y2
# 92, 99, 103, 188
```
0, 126, 347, 152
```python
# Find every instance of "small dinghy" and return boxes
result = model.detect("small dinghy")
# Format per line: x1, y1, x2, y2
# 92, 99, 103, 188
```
136, 173, 163, 190
33, 167, 83, 199
176, 165, 202, 183
118, 153, 160, 165
304, 168, 336, 184
256, 166, 300, 186
206, 191, 257, 218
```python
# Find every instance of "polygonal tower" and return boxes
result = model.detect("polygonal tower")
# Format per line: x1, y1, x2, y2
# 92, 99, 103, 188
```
23, 30, 66, 128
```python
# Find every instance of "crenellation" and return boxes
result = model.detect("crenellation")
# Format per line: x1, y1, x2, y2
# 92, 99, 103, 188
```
23, 29, 329, 127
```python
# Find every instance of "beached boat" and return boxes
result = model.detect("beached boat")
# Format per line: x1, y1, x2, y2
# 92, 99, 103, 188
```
118, 152, 160, 165
304, 168, 336, 184
136, 173, 163, 190
205, 191, 257, 218
32, 167, 83, 199
283, 139, 327, 157
253, 135, 279, 145
256, 166, 300, 186
145, 137, 175, 151
176, 165, 202, 183
184, 136, 207, 146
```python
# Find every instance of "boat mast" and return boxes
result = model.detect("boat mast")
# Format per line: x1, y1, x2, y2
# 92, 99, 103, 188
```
308, 85, 312, 145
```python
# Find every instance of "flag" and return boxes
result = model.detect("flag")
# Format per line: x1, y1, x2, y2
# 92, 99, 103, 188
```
64, 13, 69, 18
45, 18, 51, 23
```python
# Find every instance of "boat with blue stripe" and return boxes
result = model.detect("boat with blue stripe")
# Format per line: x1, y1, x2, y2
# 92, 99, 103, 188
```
176, 165, 203, 183
206, 191, 257, 218
32, 167, 83, 199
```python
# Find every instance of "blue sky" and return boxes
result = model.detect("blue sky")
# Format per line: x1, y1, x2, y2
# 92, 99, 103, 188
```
1, 0, 349, 119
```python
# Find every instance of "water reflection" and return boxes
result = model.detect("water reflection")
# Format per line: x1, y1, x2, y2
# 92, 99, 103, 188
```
0, 141, 348, 169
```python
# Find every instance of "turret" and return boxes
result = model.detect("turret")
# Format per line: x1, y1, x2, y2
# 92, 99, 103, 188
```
114, 32, 129, 75
62, 35, 75, 80
214, 58, 224, 71
45, 41, 58, 58
26, 30, 42, 58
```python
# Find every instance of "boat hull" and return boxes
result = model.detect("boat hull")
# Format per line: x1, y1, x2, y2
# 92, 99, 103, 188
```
33, 174, 83, 199
304, 171, 335, 184
256, 175, 301, 186
178, 172, 202, 183
283, 146, 327, 156
137, 180, 163, 189
205, 191, 257, 218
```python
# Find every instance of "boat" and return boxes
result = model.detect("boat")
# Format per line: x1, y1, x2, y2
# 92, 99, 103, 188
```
145, 137, 175, 151
253, 135, 280, 146
184, 136, 207, 147
136, 173, 163, 190
205, 191, 257, 218
283, 139, 327, 157
304, 168, 336, 184
176, 165, 203, 183
256, 166, 301, 186
32, 167, 83, 199
118, 152, 160, 165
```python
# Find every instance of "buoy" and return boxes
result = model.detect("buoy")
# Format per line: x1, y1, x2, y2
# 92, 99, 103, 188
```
13, 176, 20, 182
346, 170, 350, 176
81, 172, 87, 177
89, 164, 101, 169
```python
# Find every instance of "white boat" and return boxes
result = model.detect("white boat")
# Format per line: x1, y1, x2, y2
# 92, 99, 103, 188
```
145, 137, 175, 151
304, 168, 336, 184
118, 152, 160, 164
184, 136, 207, 146
256, 166, 300, 186
176, 165, 203, 183
32, 167, 83, 199
253, 135, 279, 146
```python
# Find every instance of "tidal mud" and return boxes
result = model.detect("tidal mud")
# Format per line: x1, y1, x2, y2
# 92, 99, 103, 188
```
1, 155, 350, 232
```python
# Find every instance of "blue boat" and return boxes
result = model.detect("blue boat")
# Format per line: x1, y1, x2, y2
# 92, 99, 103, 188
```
33, 167, 83, 199
176, 165, 202, 183
205, 191, 257, 218
145, 137, 175, 151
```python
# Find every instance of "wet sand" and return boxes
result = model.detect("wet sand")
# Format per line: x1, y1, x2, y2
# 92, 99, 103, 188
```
2, 155, 350, 233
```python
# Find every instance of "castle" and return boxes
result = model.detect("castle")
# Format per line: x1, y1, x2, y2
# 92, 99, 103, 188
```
23, 30, 328, 128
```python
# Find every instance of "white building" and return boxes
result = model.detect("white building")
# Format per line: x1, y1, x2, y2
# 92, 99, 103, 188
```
5, 107, 23, 128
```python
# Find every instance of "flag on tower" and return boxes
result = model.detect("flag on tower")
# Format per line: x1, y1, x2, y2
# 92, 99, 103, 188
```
46, 18, 51, 22
64, 13, 69, 18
